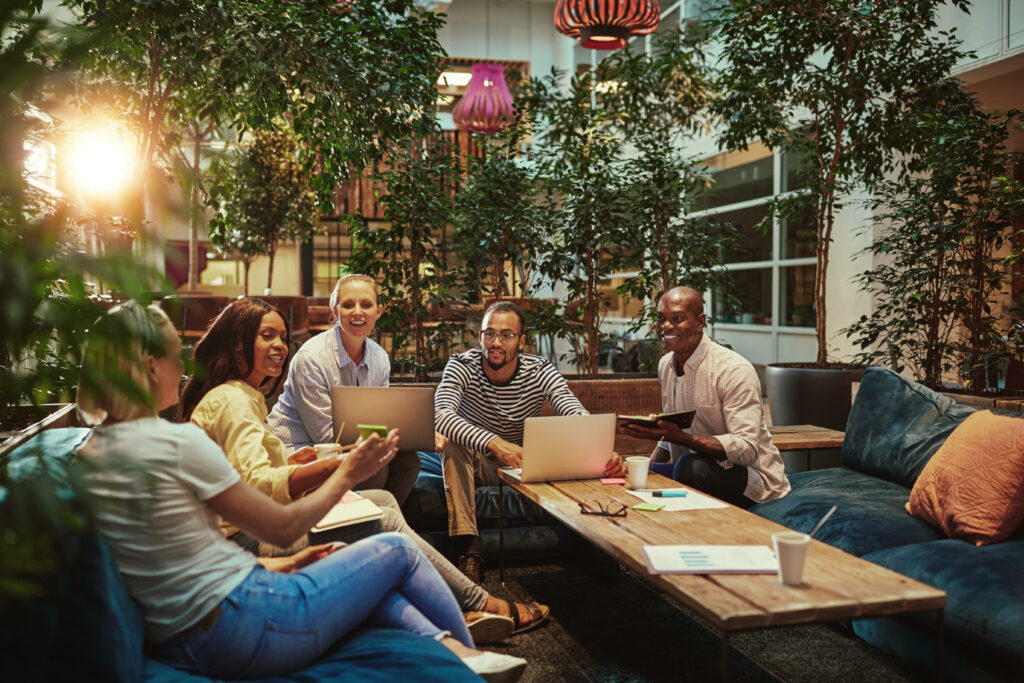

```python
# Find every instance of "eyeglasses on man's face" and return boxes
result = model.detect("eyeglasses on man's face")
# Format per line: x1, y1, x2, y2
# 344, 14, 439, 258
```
480, 330, 521, 344
578, 499, 627, 517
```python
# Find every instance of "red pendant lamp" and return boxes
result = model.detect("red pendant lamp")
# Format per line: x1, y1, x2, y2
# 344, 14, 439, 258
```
554, 0, 661, 50
452, 63, 516, 134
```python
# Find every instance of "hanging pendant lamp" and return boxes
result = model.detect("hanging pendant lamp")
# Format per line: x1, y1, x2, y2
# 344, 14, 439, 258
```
554, 0, 661, 50
452, 63, 516, 134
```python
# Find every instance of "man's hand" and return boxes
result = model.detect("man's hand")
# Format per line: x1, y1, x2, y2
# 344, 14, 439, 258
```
434, 431, 448, 452
604, 452, 626, 477
287, 446, 318, 465
258, 542, 346, 573
620, 420, 692, 448
486, 436, 523, 468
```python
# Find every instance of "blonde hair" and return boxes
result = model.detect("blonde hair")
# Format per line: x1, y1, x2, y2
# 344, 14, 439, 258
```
329, 274, 379, 326
76, 301, 176, 426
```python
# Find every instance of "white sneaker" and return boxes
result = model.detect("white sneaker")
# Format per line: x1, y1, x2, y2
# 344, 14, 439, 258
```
461, 651, 528, 683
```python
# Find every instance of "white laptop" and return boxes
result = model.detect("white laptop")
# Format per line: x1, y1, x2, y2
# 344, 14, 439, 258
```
330, 386, 436, 452
507, 413, 616, 483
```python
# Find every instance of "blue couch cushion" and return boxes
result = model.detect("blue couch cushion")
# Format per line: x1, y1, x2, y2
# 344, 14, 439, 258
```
403, 451, 553, 532
750, 468, 944, 557
3, 427, 146, 683
142, 626, 482, 682
855, 537, 1024, 678
843, 367, 977, 487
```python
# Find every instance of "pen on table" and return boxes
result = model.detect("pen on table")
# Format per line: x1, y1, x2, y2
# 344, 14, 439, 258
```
632, 488, 688, 497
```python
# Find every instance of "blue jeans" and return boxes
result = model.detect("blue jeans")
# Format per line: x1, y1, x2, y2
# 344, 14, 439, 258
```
157, 533, 473, 679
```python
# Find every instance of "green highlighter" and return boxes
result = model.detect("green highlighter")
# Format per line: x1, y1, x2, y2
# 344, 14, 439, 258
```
356, 424, 388, 439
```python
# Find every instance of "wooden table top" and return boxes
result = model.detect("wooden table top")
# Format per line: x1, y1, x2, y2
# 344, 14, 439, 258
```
499, 471, 944, 633
768, 424, 845, 451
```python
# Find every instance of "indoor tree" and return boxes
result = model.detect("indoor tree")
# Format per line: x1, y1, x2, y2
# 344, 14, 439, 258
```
205, 125, 320, 295
346, 137, 467, 380
521, 68, 631, 377
714, 0, 969, 366
846, 96, 1024, 390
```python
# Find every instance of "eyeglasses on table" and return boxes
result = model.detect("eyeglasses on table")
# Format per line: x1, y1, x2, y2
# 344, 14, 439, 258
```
578, 499, 627, 517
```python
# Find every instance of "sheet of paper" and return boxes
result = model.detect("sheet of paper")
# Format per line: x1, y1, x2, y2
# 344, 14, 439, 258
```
626, 487, 729, 511
642, 545, 778, 574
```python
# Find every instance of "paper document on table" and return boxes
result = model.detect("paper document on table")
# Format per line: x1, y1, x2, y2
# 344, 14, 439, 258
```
626, 488, 728, 511
642, 545, 778, 574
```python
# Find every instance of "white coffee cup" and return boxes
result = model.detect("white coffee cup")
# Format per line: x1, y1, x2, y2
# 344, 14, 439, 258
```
626, 455, 651, 489
772, 531, 810, 586
314, 443, 341, 459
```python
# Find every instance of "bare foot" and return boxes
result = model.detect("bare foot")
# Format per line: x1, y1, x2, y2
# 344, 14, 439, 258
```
484, 596, 531, 624
439, 636, 480, 659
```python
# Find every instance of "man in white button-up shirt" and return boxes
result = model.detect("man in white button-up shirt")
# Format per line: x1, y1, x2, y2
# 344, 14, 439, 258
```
620, 287, 790, 508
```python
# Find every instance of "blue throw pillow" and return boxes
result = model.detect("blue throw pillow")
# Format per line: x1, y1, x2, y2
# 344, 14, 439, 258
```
842, 368, 976, 487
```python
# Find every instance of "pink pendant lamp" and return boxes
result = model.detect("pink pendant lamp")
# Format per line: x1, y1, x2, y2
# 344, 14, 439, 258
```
452, 63, 516, 134
554, 0, 661, 50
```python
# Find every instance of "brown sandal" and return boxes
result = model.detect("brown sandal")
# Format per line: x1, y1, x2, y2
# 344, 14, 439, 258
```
501, 598, 550, 635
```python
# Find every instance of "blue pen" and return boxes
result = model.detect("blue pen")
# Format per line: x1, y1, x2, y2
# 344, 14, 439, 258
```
653, 490, 687, 498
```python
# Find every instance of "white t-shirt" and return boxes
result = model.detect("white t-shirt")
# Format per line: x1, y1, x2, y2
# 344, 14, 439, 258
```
77, 417, 258, 642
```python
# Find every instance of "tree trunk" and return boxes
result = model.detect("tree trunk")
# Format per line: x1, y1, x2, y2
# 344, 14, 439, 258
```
243, 257, 251, 296
266, 241, 277, 293
188, 136, 202, 291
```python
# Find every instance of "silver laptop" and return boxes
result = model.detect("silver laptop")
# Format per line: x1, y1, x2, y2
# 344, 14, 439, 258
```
330, 386, 436, 452
508, 413, 616, 483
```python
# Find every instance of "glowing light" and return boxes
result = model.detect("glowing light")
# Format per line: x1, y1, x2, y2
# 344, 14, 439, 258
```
67, 128, 134, 198
438, 71, 473, 88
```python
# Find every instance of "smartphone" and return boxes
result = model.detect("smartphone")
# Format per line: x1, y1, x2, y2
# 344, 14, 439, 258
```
356, 424, 388, 439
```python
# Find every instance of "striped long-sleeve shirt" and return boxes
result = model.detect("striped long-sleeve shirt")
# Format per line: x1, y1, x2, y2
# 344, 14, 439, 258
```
435, 348, 587, 454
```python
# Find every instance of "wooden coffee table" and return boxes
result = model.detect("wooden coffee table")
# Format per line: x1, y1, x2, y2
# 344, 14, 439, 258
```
497, 471, 945, 680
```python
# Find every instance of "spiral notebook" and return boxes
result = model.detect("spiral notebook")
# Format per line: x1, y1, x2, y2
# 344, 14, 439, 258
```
312, 492, 384, 532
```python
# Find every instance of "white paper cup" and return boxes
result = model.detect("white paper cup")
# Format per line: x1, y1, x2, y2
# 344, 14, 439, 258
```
772, 532, 810, 586
314, 443, 341, 459
626, 456, 651, 489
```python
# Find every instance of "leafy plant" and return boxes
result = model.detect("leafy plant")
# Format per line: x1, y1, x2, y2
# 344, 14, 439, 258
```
453, 121, 551, 301
846, 95, 1024, 390
347, 137, 467, 380
205, 125, 321, 295
714, 0, 969, 366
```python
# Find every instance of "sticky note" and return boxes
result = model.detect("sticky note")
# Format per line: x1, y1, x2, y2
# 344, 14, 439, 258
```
632, 502, 665, 512
601, 477, 626, 485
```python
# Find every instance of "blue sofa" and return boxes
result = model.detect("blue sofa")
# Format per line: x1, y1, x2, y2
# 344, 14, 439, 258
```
752, 367, 1024, 682
0, 428, 482, 682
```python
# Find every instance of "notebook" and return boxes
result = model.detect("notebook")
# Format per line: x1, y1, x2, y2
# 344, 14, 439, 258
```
311, 492, 384, 532
505, 413, 616, 483
330, 385, 435, 452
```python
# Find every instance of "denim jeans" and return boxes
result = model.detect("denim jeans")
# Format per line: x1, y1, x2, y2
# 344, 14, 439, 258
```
157, 533, 472, 679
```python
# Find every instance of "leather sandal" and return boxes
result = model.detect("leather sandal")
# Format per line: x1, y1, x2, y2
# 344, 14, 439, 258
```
501, 598, 550, 635
465, 612, 514, 644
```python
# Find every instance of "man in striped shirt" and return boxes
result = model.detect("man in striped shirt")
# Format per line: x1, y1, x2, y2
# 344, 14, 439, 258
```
436, 301, 625, 583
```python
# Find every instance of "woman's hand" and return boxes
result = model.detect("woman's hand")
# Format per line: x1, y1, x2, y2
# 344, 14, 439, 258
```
287, 446, 318, 465
434, 431, 448, 452
335, 429, 400, 485
258, 542, 346, 573
603, 452, 626, 477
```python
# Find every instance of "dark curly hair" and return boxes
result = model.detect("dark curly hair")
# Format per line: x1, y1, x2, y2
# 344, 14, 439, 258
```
178, 297, 290, 422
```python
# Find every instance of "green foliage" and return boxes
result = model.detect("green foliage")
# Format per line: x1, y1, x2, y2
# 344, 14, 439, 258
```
714, 0, 969, 365
846, 96, 1024, 390
66, 0, 448, 213
521, 68, 632, 377
453, 121, 551, 300
347, 138, 467, 380
205, 125, 321, 294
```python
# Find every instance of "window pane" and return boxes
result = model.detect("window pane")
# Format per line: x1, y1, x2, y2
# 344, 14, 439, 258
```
702, 156, 773, 210
713, 204, 772, 263
782, 151, 809, 193
780, 206, 816, 259
712, 268, 772, 325
780, 264, 816, 327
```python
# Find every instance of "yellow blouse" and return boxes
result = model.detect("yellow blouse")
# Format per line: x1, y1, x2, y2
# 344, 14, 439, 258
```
190, 379, 298, 536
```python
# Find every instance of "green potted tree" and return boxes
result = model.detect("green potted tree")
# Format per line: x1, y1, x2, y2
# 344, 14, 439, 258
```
846, 92, 1024, 395
714, 0, 968, 430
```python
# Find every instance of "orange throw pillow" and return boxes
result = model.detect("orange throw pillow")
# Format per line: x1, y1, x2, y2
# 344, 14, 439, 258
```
907, 410, 1024, 545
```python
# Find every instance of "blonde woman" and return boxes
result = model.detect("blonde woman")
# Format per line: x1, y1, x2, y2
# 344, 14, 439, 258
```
75, 300, 527, 681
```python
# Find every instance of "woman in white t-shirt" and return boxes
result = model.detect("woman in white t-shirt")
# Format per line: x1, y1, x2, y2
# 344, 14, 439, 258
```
75, 301, 526, 681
